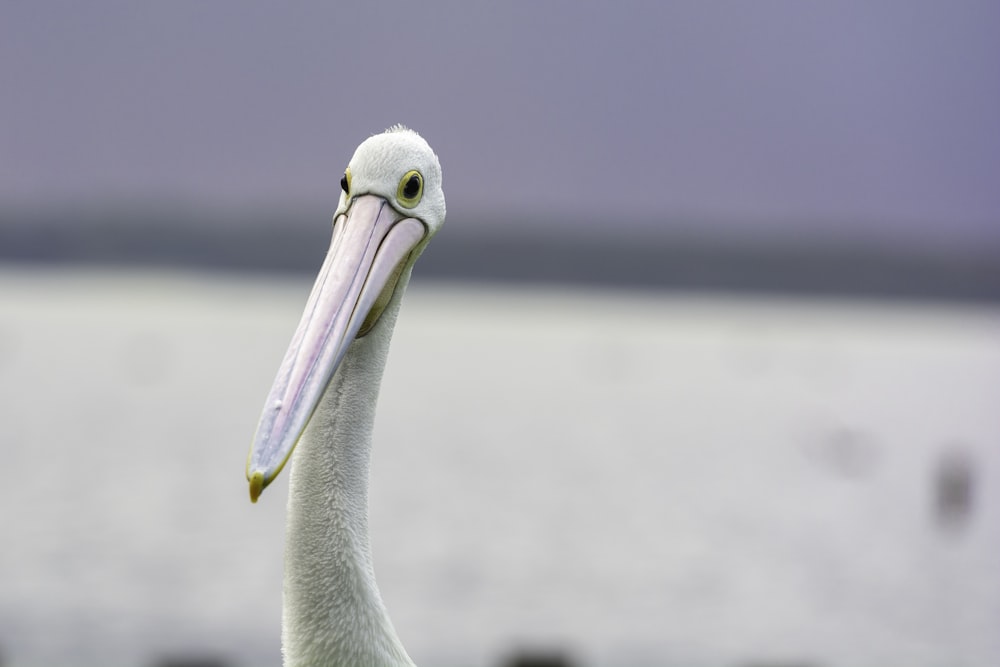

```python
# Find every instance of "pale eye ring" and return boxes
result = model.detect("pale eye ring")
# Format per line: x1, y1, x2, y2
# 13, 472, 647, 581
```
396, 170, 423, 208
340, 167, 352, 196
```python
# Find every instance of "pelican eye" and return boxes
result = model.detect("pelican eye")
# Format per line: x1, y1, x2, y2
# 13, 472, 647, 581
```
396, 170, 423, 209
340, 168, 352, 196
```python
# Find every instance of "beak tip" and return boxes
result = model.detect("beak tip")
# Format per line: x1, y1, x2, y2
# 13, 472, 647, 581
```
248, 470, 266, 503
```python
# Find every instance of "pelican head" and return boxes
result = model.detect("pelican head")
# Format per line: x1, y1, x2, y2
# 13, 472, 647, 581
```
246, 126, 445, 501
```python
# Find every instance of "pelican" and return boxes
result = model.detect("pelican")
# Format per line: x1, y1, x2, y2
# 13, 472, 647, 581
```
246, 126, 445, 666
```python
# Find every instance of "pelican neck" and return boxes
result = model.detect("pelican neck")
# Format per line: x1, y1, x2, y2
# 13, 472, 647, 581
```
281, 274, 415, 667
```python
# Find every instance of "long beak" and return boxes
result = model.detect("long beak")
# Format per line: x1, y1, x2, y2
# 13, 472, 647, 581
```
246, 195, 426, 502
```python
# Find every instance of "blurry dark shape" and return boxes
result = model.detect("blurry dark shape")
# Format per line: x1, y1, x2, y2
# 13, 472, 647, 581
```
806, 425, 880, 479
3, 206, 1000, 302
499, 648, 576, 667
934, 445, 976, 533
119, 330, 172, 385
151, 656, 231, 667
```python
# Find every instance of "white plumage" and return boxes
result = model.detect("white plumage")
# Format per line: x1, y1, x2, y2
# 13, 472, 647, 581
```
247, 126, 445, 666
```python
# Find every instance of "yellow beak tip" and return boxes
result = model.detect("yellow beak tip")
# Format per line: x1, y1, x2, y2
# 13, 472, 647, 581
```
249, 471, 265, 503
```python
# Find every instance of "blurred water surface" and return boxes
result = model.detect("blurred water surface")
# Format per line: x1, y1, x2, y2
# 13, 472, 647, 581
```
0, 265, 997, 667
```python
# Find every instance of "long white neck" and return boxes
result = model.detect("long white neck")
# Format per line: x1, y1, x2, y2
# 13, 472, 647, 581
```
281, 272, 415, 667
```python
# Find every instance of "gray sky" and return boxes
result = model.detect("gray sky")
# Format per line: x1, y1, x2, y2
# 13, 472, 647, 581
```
2, 1, 998, 251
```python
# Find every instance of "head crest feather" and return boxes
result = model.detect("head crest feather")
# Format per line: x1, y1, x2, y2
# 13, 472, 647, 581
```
385, 123, 415, 136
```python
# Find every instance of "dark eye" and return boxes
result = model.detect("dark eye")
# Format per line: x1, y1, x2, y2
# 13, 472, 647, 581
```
403, 174, 420, 198
396, 170, 423, 208
340, 167, 352, 196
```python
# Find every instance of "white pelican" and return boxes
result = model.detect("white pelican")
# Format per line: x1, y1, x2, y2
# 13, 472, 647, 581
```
246, 126, 445, 666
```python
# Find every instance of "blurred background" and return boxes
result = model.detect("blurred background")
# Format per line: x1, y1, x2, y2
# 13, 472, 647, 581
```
1, 2, 998, 666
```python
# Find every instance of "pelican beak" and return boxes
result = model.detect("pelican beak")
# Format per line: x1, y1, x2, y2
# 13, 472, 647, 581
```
246, 195, 426, 502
